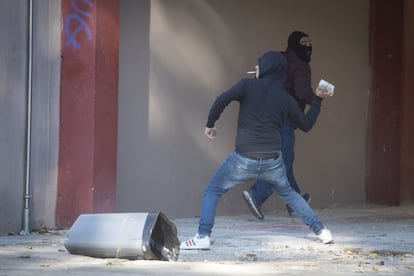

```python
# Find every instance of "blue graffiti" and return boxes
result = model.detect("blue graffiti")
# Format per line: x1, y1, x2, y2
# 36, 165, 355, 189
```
71, 0, 93, 18
65, 0, 94, 49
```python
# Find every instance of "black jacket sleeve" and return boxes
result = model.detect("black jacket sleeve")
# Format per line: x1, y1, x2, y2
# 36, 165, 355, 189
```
206, 80, 245, 128
287, 95, 322, 132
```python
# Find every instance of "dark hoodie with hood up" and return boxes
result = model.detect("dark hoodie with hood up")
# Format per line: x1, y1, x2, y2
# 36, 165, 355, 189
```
206, 51, 321, 156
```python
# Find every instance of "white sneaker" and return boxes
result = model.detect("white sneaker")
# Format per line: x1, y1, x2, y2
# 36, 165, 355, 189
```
180, 233, 211, 250
317, 229, 334, 244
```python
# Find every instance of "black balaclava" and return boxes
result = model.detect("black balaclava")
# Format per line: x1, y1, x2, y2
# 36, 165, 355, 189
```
287, 31, 312, 63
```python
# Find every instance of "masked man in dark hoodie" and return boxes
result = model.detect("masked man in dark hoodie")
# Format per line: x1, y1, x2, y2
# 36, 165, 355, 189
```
180, 51, 333, 250
242, 31, 316, 219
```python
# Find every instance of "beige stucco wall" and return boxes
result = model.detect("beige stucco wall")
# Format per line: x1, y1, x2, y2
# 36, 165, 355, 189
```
117, 0, 370, 219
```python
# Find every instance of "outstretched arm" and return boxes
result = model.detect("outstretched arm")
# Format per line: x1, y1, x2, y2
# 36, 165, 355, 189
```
288, 86, 331, 132
205, 80, 245, 139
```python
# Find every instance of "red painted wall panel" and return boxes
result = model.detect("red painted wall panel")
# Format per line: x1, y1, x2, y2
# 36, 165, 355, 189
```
56, 0, 119, 228
366, 0, 403, 205
93, 0, 119, 213
400, 0, 414, 203
367, 0, 414, 205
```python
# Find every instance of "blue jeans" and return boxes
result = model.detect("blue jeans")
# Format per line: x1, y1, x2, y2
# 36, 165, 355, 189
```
248, 123, 299, 206
198, 151, 325, 237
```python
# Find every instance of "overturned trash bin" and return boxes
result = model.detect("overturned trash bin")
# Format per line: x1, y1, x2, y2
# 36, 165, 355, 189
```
64, 212, 180, 261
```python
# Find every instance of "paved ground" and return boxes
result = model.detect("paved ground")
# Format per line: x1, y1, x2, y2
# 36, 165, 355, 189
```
0, 204, 413, 275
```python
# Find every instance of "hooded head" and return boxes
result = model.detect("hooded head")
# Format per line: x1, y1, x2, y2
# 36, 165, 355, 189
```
257, 51, 287, 80
287, 31, 312, 63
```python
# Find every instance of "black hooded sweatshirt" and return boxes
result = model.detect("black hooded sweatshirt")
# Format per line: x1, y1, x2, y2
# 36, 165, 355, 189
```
206, 51, 322, 155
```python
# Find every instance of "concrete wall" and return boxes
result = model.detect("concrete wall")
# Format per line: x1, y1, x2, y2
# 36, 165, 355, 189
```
30, 0, 61, 230
117, 0, 370, 219
0, 0, 60, 235
0, 1, 28, 235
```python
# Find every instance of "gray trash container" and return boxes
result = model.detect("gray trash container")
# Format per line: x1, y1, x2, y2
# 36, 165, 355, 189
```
64, 212, 180, 261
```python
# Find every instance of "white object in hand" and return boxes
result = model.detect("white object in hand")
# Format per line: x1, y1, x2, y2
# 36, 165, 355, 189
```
318, 79, 335, 96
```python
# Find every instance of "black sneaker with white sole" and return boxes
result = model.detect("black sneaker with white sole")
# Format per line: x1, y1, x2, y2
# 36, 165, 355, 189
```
242, 190, 264, 220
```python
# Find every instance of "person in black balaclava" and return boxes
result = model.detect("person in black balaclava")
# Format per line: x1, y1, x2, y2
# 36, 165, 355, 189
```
243, 31, 316, 219
288, 30, 313, 63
